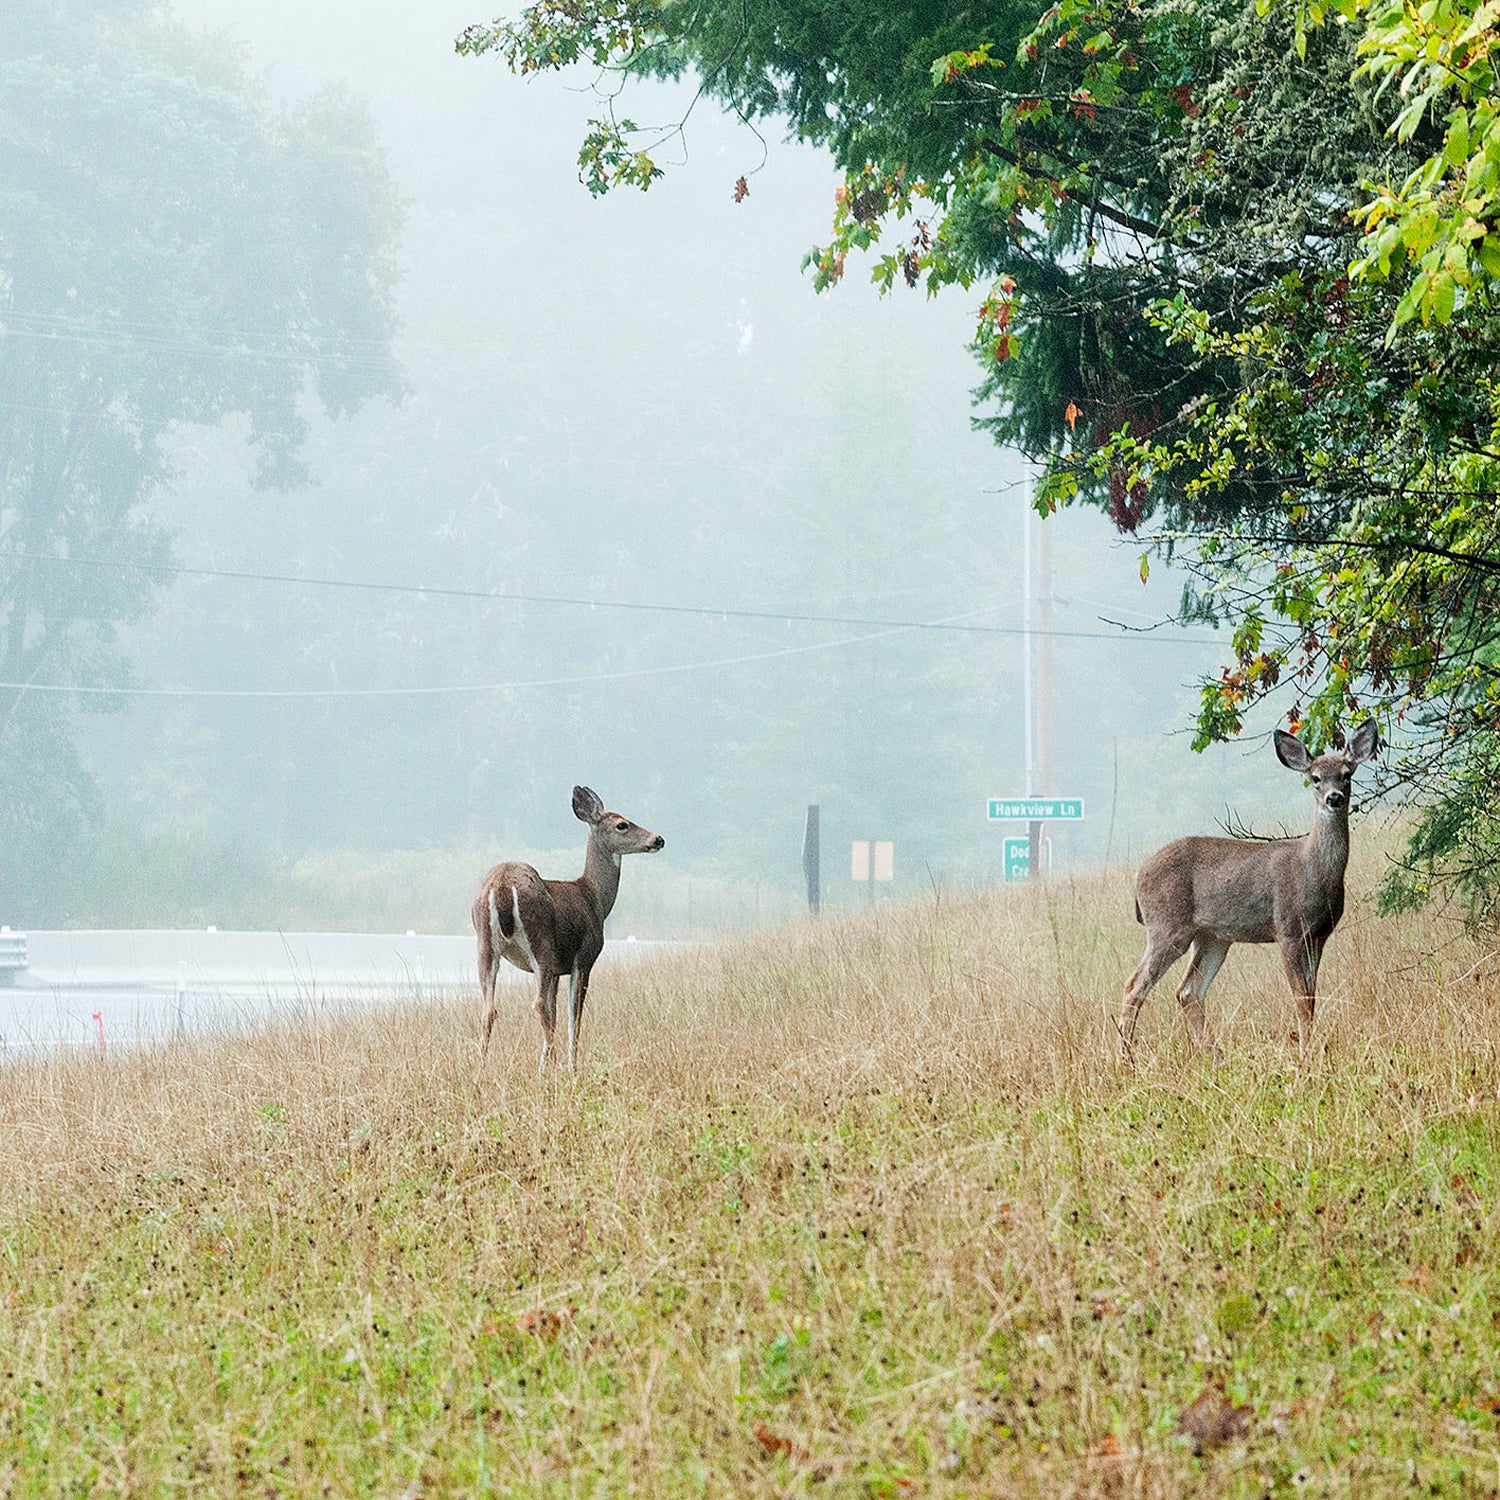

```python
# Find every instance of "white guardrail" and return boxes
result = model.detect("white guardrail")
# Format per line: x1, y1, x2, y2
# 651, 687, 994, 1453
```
9, 928, 670, 993
0, 928, 26, 983
0, 929, 676, 1057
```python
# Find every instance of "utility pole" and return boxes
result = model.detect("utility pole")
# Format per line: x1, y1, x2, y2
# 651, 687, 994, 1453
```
1022, 495, 1034, 803
1022, 494, 1054, 878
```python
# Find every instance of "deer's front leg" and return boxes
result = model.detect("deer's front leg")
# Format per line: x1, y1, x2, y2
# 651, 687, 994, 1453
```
1278, 933, 1324, 1050
566, 965, 592, 1073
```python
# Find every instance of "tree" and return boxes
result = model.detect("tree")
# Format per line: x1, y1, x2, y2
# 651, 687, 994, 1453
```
1303, 0, 1500, 329
461, 0, 1500, 921
0, 0, 402, 918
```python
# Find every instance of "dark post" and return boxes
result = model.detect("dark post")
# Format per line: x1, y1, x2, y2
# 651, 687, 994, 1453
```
802, 804, 821, 914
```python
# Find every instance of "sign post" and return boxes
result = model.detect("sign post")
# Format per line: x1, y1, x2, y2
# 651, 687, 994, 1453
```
988, 798, 1083, 882
802, 804, 821, 915
851, 840, 894, 903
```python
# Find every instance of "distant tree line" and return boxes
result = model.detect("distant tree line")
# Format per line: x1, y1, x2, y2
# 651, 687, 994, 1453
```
0, 0, 402, 917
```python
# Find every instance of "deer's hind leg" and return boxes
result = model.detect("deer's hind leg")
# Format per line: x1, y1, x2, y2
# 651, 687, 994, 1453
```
1175, 936, 1229, 1062
1120, 926, 1193, 1058
475, 916, 499, 1074
535, 972, 560, 1073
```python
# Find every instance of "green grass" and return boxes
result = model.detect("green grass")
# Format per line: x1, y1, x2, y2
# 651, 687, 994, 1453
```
1, 867, 1499, 1495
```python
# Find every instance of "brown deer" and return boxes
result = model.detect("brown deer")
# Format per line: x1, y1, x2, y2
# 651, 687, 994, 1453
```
473, 785, 664, 1073
1120, 718, 1380, 1057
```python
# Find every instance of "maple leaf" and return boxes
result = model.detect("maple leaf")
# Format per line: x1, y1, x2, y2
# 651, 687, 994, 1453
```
1065, 400, 1081, 430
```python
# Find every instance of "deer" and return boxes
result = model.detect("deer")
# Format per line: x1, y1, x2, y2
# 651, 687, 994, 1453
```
1119, 718, 1380, 1059
472, 785, 665, 1074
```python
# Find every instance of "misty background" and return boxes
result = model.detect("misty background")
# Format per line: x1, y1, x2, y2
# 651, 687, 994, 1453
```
6, 0, 1297, 935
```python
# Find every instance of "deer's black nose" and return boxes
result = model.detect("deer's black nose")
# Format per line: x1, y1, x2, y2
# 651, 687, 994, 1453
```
1325, 789, 1345, 807
650, 835, 665, 851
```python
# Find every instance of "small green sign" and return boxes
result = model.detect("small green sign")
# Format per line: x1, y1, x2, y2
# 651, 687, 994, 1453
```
1003, 837, 1030, 882
987, 797, 1085, 821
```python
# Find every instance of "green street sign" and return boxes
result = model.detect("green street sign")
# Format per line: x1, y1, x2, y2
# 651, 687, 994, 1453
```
987, 797, 1085, 821
1003, 837, 1030, 882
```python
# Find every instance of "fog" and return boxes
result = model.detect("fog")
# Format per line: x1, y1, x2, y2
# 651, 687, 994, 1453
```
2, 0, 1301, 933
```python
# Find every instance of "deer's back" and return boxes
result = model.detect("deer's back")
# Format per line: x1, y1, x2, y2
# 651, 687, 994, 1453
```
1134, 835, 1287, 945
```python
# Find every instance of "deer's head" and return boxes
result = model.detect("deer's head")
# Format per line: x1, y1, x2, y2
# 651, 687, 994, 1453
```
1274, 718, 1380, 817
573, 785, 666, 857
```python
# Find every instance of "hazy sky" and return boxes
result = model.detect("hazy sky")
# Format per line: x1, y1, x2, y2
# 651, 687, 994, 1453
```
64, 0, 1309, 901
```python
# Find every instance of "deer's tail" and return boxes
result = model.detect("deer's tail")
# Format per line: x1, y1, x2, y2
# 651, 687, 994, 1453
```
489, 888, 518, 943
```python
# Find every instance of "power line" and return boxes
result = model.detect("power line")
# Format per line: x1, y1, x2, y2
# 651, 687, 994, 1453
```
1, 307, 396, 353
8, 551, 1220, 647
0, 323, 397, 372
0, 611, 997, 699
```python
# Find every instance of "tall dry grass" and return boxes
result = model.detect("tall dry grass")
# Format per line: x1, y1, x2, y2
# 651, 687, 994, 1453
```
1, 864, 1498, 1496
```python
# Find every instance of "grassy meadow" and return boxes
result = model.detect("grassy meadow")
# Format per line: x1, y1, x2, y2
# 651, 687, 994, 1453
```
2, 863, 1499, 1496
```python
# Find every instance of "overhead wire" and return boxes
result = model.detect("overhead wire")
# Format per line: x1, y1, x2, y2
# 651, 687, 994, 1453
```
7, 551, 1221, 646
0, 303, 1221, 699
0, 608, 1012, 699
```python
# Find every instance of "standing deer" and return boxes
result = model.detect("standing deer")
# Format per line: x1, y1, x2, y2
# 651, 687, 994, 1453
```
1120, 718, 1380, 1057
473, 785, 664, 1074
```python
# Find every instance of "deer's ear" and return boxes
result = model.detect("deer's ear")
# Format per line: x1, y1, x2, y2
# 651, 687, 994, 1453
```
1347, 717, 1381, 764
572, 785, 604, 824
1274, 730, 1312, 773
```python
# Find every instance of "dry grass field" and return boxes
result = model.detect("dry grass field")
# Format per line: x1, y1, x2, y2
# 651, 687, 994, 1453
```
1, 862, 1499, 1497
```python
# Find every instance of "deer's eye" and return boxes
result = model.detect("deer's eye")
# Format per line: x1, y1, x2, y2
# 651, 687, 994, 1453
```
1311, 775, 1321, 783
616, 821, 629, 832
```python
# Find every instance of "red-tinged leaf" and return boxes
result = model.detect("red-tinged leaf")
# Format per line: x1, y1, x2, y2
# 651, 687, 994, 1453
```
1088, 1433, 1126, 1496
732, 175, 749, 203
514, 1305, 576, 1338
1065, 400, 1081, 430
1177, 1388, 1253, 1454
752, 1422, 810, 1462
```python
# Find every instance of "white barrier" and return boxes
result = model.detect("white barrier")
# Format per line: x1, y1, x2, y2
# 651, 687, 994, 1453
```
18, 929, 673, 993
